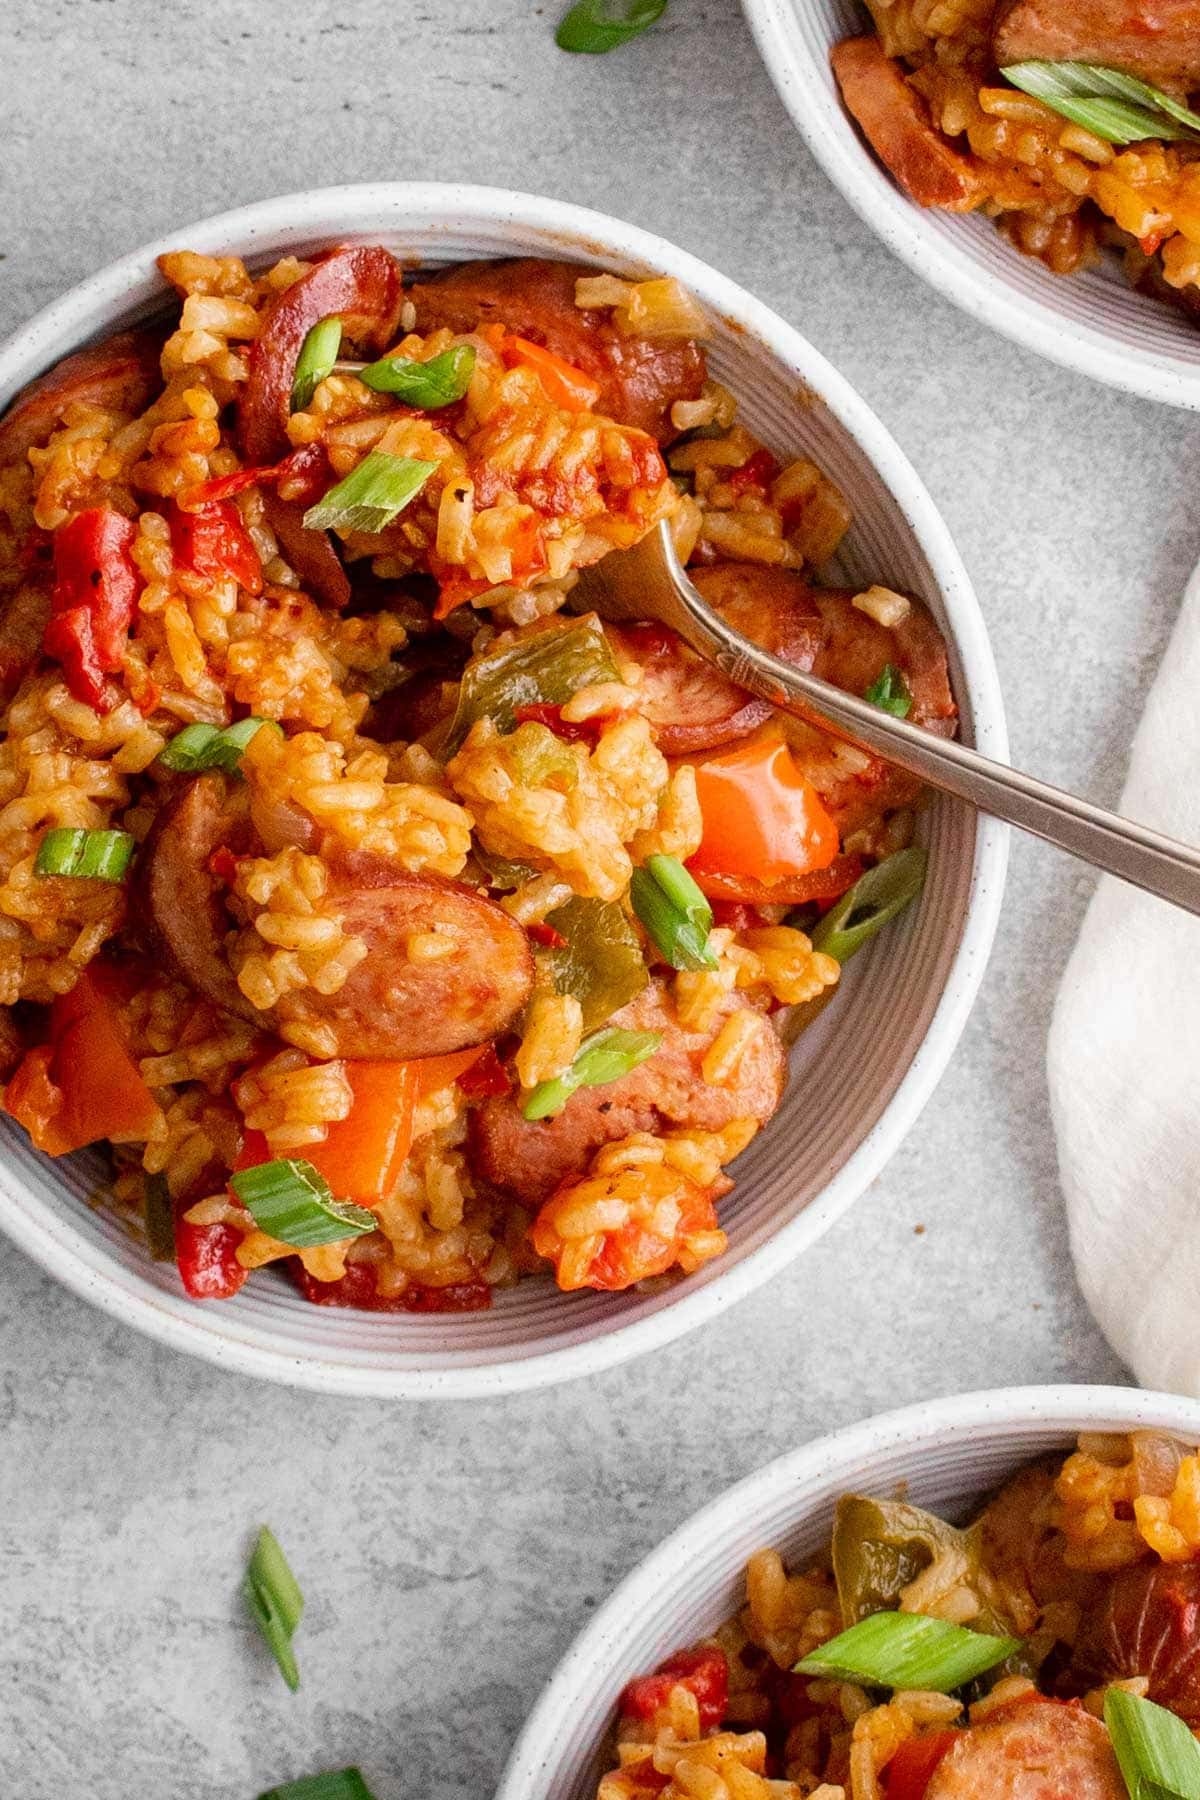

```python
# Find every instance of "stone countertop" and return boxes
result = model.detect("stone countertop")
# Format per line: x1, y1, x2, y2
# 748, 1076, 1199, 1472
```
2, 1, 1196, 1793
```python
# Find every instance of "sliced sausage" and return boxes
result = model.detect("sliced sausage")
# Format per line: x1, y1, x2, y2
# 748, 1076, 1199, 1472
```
810, 587, 957, 736
1071, 1562, 1200, 1724
831, 36, 985, 212
469, 978, 786, 1205
238, 245, 403, 463
0, 580, 50, 704
136, 775, 533, 1058
261, 492, 351, 610
408, 258, 706, 444
0, 330, 162, 468
993, 0, 1200, 92
925, 1701, 1125, 1800
0, 1008, 26, 1081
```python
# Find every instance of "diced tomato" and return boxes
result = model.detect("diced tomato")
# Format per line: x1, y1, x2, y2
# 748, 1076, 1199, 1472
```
433, 572, 492, 621
526, 920, 568, 949
175, 1214, 249, 1300
291, 1261, 492, 1312
513, 701, 600, 745
1140, 226, 1171, 256
411, 1045, 492, 1098
690, 854, 864, 911
43, 507, 143, 712
727, 447, 780, 494
170, 500, 263, 595
689, 735, 839, 886
620, 1647, 729, 1734
501, 335, 603, 413
183, 444, 330, 508
708, 901, 763, 932
455, 1043, 511, 1099
883, 1730, 959, 1800
207, 845, 240, 885
533, 1165, 721, 1293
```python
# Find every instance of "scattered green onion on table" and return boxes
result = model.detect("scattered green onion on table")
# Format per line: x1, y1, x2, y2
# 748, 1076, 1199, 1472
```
258, 1774, 377, 1800
303, 452, 437, 536
229, 1160, 377, 1248
522, 1027, 662, 1121
556, 0, 666, 53
794, 1610, 1020, 1691
630, 854, 718, 971
291, 318, 344, 411
33, 827, 135, 882
244, 1526, 305, 1692
1001, 60, 1200, 145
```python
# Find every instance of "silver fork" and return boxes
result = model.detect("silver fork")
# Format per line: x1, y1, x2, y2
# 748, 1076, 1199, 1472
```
570, 522, 1200, 915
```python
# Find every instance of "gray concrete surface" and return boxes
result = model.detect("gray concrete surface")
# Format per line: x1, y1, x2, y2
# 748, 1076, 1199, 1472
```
2, 1, 1197, 1794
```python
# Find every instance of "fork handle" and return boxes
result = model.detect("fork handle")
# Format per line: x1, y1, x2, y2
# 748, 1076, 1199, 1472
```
651, 536, 1200, 916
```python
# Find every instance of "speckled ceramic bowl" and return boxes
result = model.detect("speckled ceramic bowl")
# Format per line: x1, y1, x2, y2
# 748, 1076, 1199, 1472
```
742, 0, 1200, 407
0, 184, 1006, 1396
497, 1386, 1200, 1798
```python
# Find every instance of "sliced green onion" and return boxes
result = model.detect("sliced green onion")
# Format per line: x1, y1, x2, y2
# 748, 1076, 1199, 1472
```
795, 1611, 1020, 1692
244, 1525, 304, 1693
34, 826, 135, 882
809, 847, 927, 964
522, 1027, 662, 1121
291, 317, 344, 412
143, 1172, 176, 1263
557, 0, 667, 52
630, 854, 718, 972
1105, 1687, 1200, 1800
258, 1776, 376, 1800
230, 1159, 377, 1247
303, 451, 437, 536
158, 716, 280, 775
358, 344, 477, 407
864, 663, 912, 719
1002, 60, 1200, 145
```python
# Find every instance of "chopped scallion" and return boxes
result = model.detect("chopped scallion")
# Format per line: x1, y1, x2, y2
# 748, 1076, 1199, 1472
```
158, 717, 280, 775
1002, 60, 1200, 145
230, 1159, 377, 1247
864, 663, 912, 718
794, 1610, 1019, 1691
556, 0, 667, 52
143, 1172, 176, 1263
291, 317, 344, 412
1105, 1687, 1200, 1800
358, 344, 477, 407
522, 1027, 662, 1121
34, 827, 135, 883
809, 848, 927, 964
303, 451, 437, 536
244, 1525, 304, 1692
630, 854, 718, 971
258, 1775, 377, 1800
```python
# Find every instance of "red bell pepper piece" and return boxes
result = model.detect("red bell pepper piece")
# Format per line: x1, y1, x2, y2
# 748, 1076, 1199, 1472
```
43, 507, 142, 712
170, 500, 263, 595
526, 920, 568, 949
689, 854, 864, 911
512, 701, 601, 746
883, 1730, 959, 1800
501, 336, 604, 413
454, 1043, 511, 1098
174, 1214, 249, 1300
291, 1261, 491, 1312
3, 1046, 73, 1156
620, 1647, 729, 1734
727, 447, 780, 494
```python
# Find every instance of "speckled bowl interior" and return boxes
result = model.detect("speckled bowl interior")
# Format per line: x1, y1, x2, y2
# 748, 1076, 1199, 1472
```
0, 184, 1007, 1396
497, 1387, 1200, 1799
742, 0, 1200, 407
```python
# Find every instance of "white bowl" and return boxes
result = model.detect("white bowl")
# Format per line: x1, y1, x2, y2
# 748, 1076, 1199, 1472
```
0, 183, 1007, 1397
743, 0, 1200, 408
498, 1385, 1200, 1798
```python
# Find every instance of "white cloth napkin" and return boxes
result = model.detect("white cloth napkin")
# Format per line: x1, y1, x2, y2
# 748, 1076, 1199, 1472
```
1048, 560, 1200, 1395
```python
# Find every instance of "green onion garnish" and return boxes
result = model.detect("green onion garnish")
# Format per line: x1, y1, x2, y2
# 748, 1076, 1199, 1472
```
795, 1610, 1020, 1692
1002, 60, 1200, 145
303, 451, 437, 537
258, 1774, 377, 1800
630, 854, 718, 972
291, 317, 344, 412
557, 0, 667, 52
809, 847, 927, 964
158, 717, 279, 775
358, 344, 477, 407
230, 1159, 377, 1247
244, 1525, 304, 1692
1105, 1687, 1200, 1800
34, 826, 135, 882
864, 663, 912, 719
522, 1027, 662, 1121
143, 1172, 176, 1262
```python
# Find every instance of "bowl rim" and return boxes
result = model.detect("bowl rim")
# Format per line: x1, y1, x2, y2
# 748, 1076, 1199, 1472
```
0, 181, 1008, 1397
740, 0, 1200, 410
497, 1383, 1200, 1797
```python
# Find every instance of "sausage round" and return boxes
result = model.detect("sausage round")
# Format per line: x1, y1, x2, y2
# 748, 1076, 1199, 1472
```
1071, 1561, 1200, 1725
0, 331, 162, 467
924, 1701, 1126, 1800
468, 978, 786, 1205
408, 258, 706, 444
